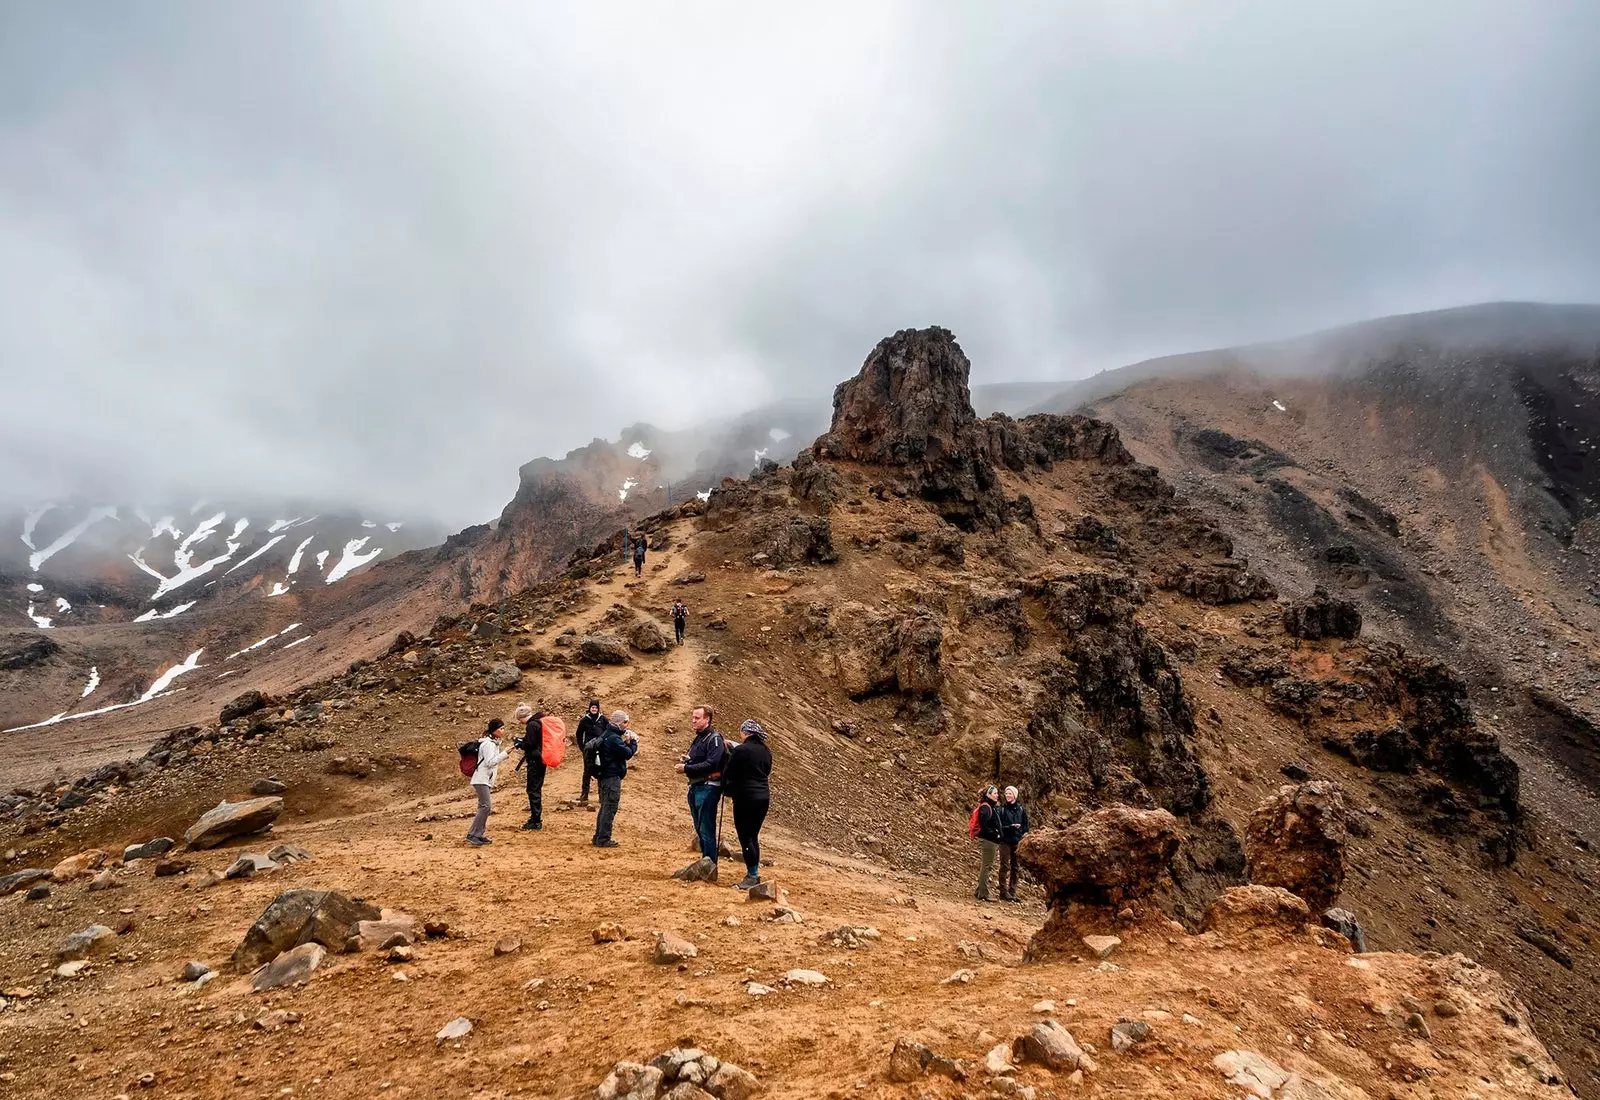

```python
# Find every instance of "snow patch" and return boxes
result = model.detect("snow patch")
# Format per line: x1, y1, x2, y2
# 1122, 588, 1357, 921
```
627, 441, 652, 460
20, 503, 54, 550
29, 505, 118, 571
267, 518, 300, 533
54, 597, 70, 613
3, 699, 150, 733
753, 447, 769, 464
325, 537, 381, 583
226, 622, 301, 660
361, 520, 377, 528
151, 516, 180, 540
315, 550, 329, 571
26, 583, 42, 593
1271, 399, 1288, 412
139, 648, 204, 701
768, 427, 791, 442
282, 634, 313, 650
385, 522, 403, 532
696, 489, 712, 502
133, 601, 197, 623
268, 581, 291, 597
618, 477, 638, 502
287, 535, 315, 575
81, 667, 100, 698
225, 534, 286, 575
129, 510, 243, 598
25, 604, 52, 629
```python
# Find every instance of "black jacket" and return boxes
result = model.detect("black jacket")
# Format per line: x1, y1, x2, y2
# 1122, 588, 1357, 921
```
672, 603, 688, 623
576, 711, 604, 748
592, 725, 638, 780
517, 714, 545, 778
682, 727, 728, 783
722, 737, 771, 802
996, 801, 1029, 845
975, 800, 1004, 843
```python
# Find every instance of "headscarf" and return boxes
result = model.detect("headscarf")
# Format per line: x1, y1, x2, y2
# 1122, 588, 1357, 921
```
739, 719, 767, 741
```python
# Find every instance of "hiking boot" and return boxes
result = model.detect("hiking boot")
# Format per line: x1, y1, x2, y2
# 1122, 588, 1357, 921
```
466, 836, 488, 846
520, 819, 541, 831
735, 873, 761, 890
593, 839, 619, 848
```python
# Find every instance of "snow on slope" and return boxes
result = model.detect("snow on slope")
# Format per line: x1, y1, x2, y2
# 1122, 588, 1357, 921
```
28, 505, 118, 571
325, 538, 381, 583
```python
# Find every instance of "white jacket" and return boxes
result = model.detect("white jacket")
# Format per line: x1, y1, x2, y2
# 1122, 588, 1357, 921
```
471, 735, 511, 786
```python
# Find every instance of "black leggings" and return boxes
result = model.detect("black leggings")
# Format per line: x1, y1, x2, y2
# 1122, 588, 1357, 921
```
732, 797, 769, 873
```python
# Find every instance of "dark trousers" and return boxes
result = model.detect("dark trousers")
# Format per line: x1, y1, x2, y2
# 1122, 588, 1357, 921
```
633, 557, 644, 576
578, 752, 597, 801
524, 760, 546, 825
689, 783, 721, 860
1000, 842, 1021, 898
594, 777, 623, 843
674, 619, 685, 644
732, 796, 769, 875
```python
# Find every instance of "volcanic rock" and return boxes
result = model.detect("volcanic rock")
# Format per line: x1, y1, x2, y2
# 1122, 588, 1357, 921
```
1201, 885, 1313, 936
0, 868, 51, 896
0, 632, 61, 669
123, 837, 176, 862
50, 848, 109, 882
251, 942, 325, 991
629, 619, 671, 654
483, 662, 522, 693
1012, 1020, 1083, 1071
1320, 908, 1367, 952
579, 635, 631, 665
233, 888, 382, 970
1018, 806, 1183, 906
220, 690, 273, 725
1245, 782, 1349, 910
1282, 587, 1362, 640
184, 797, 284, 849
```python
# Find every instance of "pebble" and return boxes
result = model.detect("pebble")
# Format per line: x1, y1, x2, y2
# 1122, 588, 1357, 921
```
782, 969, 829, 986
1033, 1000, 1055, 1013
493, 937, 522, 956
941, 969, 976, 984
436, 1017, 473, 1043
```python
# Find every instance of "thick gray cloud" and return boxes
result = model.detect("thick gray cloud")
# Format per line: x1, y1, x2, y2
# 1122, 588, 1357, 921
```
3, 2, 1598, 527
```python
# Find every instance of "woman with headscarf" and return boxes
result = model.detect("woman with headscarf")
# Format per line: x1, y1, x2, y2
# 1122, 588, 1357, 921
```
466, 718, 511, 846
721, 719, 772, 889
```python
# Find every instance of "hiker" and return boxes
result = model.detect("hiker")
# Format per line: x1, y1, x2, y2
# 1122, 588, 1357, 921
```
996, 785, 1031, 902
575, 699, 604, 804
722, 718, 772, 890
466, 718, 512, 847
970, 785, 1003, 901
512, 703, 546, 830
632, 539, 646, 577
676, 705, 727, 864
671, 600, 688, 645
591, 709, 639, 848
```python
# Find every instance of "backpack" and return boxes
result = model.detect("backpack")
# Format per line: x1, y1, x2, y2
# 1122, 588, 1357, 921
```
967, 803, 983, 838
539, 716, 567, 768
458, 740, 481, 778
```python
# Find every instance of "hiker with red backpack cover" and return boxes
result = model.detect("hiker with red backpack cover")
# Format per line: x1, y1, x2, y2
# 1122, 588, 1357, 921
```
463, 718, 512, 847
969, 785, 1004, 901
512, 702, 566, 831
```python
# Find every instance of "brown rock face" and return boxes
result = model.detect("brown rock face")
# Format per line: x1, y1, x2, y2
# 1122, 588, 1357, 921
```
1282, 586, 1362, 639
816, 603, 944, 700
1244, 781, 1349, 910
1201, 884, 1313, 936
1017, 806, 1184, 907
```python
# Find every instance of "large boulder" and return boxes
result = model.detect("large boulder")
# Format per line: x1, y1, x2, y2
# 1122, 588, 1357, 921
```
0, 868, 51, 896
1201, 885, 1313, 937
1244, 781, 1349, 910
1282, 587, 1362, 640
579, 634, 631, 665
50, 848, 109, 882
818, 604, 944, 700
1017, 806, 1183, 907
56, 924, 116, 962
220, 690, 273, 725
628, 620, 670, 654
483, 662, 522, 693
184, 797, 284, 849
232, 888, 382, 970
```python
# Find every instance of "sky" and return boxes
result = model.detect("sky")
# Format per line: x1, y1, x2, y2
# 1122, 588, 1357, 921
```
2, 1, 1598, 528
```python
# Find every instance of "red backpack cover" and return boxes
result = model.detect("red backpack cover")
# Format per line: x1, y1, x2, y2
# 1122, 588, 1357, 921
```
540, 716, 567, 768
968, 803, 983, 838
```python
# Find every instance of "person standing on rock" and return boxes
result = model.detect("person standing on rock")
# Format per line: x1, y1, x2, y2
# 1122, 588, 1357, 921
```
671, 600, 688, 645
722, 719, 772, 889
512, 703, 546, 831
592, 710, 639, 848
467, 718, 512, 847
676, 706, 727, 866
575, 699, 604, 805
971, 785, 1004, 901
996, 785, 1030, 902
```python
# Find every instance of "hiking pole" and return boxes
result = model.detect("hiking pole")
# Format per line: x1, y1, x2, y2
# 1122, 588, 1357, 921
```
716, 792, 726, 859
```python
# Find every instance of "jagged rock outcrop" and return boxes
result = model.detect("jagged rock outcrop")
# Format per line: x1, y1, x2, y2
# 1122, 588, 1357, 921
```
1245, 782, 1349, 910
1154, 561, 1277, 604
1283, 586, 1362, 639
815, 603, 943, 700
747, 513, 837, 567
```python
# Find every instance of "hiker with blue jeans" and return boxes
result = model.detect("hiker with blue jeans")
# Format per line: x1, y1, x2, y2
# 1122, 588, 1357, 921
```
676, 705, 727, 865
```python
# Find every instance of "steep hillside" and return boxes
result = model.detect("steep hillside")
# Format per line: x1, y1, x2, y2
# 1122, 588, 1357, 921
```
3, 326, 1594, 1097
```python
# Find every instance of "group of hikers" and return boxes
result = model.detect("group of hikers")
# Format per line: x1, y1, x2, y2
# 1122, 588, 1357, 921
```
970, 784, 1031, 902
460, 698, 773, 889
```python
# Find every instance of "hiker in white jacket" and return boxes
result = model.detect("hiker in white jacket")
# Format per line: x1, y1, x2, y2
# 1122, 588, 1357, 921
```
467, 718, 512, 846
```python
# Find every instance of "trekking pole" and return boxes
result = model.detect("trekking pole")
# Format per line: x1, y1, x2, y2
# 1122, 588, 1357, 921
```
716, 793, 726, 858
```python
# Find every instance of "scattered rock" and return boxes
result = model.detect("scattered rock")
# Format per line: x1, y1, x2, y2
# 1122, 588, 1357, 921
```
888, 1038, 934, 1082
153, 857, 191, 878
56, 925, 115, 962
1201, 885, 1312, 936
782, 969, 829, 986
1282, 587, 1362, 640
252, 1010, 301, 1032
1214, 1050, 1289, 1098
250, 779, 288, 796
1319, 908, 1368, 952
592, 922, 626, 944
266, 843, 311, 864
224, 853, 281, 880
424, 921, 449, 938
220, 690, 273, 725
233, 889, 382, 970
350, 913, 418, 952
1110, 1021, 1150, 1052
1405, 1012, 1431, 1039
941, 969, 976, 984
596, 1062, 663, 1100
1081, 934, 1120, 959
1012, 1020, 1084, 1071
1434, 998, 1461, 1018
745, 982, 774, 996
1244, 781, 1349, 910
184, 797, 284, 849
88, 868, 119, 891
122, 837, 176, 862
1280, 763, 1311, 782
654, 931, 698, 964
25, 883, 50, 901
493, 936, 522, 956
1517, 925, 1574, 969
435, 1016, 473, 1043
747, 881, 782, 902
250, 942, 325, 991
628, 620, 671, 654
54, 960, 88, 979
483, 663, 522, 693
767, 906, 803, 924
672, 857, 718, 883
819, 925, 880, 950
50, 848, 110, 882
181, 961, 212, 982
984, 1043, 1016, 1076
579, 635, 631, 665
0, 868, 50, 896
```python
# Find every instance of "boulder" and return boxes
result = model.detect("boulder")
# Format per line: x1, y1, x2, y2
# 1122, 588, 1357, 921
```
592, 922, 626, 943
1320, 907, 1368, 952
483, 663, 522, 693
1201, 885, 1313, 936
1012, 1020, 1083, 1071
1245, 782, 1349, 910
888, 1038, 933, 1082
50, 848, 109, 882
596, 1063, 664, 1100
88, 868, 120, 891
250, 778, 288, 796
672, 857, 718, 883
26, 883, 51, 901
654, 931, 698, 964
579, 635, 631, 665
1081, 934, 1120, 959
1110, 1020, 1151, 1052
266, 843, 312, 864
350, 913, 419, 953
56, 924, 116, 962
250, 942, 325, 991
154, 857, 191, 877
182, 961, 213, 981
1282, 587, 1362, 640
232, 888, 382, 970
1017, 806, 1183, 906
706, 1062, 763, 1099
0, 868, 50, 896
220, 690, 273, 725
747, 881, 782, 902
628, 620, 671, 654
184, 796, 284, 849
122, 837, 176, 862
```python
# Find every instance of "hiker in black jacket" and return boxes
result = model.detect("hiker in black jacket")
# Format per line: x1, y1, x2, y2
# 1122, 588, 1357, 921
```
973, 786, 1004, 902
676, 706, 727, 865
996, 785, 1031, 902
632, 539, 646, 577
671, 600, 688, 645
591, 710, 639, 848
574, 700, 603, 804
513, 703, 546, 831
723, 719, 772, 889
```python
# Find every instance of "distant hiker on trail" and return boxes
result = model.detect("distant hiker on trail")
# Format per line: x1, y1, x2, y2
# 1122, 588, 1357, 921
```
633, 539, 647, 577
671, 600, 688, 645
676, 705, 727, 866
575, 699, 604, 805
465, 718, 512, 847
970, 785, 1003, 901
997, 785, 1031, 902
723, 719, 772, 890
512, 703, 545, 831
591, 710, 639, 848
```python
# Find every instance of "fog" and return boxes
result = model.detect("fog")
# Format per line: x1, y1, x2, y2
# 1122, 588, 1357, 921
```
3, 2, 1598, 528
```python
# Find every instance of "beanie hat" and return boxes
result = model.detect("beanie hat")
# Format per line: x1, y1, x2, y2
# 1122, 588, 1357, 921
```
514, 703, 533, 721
739, 719, 767, 741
